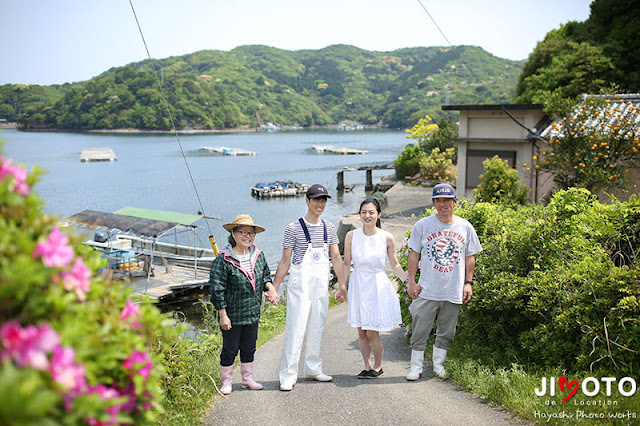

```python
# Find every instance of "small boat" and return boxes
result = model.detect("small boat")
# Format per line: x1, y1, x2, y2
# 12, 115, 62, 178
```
251, 181, 309, 198
68, 207, 217, 301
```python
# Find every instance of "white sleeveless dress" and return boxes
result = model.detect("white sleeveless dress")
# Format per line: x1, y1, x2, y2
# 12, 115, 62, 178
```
347, 228, 402, 331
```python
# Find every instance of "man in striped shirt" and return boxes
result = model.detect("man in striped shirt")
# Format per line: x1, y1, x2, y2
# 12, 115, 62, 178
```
272, 183, 347, 391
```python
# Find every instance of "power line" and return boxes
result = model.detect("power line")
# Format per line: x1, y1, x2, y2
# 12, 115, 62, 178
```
128, 0, 214, 236
415, 0, 501, 104
415, 0, 546, 140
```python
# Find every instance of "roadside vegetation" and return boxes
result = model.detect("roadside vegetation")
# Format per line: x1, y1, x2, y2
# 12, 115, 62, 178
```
395, 164, 640, 424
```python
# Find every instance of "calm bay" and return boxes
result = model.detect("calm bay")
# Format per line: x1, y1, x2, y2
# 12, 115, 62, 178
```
2, 129, 409, 266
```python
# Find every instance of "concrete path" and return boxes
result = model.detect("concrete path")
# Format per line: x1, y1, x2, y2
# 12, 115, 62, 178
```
380, 181, 433, 245
203, 302, 522, 426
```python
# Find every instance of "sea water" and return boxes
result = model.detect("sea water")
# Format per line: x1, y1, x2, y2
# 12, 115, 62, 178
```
2, 128, 410, 266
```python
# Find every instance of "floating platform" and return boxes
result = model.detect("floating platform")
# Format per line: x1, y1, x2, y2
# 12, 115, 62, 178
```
251, 181, 309, 198
81, 148, 117, 162
311, 145, 368, 155
201, 146, 257, 156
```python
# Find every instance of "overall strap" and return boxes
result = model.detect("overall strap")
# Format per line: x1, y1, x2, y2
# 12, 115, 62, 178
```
298, 218, 328, 245
321, 219, 327, 244
298, 218, 311, 244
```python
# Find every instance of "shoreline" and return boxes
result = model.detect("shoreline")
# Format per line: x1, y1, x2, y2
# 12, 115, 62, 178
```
10, 123, 390, 134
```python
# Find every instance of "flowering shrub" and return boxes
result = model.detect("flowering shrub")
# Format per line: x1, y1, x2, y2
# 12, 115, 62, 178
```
396, 189, 640, 376
535, 93, 640, 192
418, 147, 456, 184
474, 155, 529, 205
0, 151, 181, 424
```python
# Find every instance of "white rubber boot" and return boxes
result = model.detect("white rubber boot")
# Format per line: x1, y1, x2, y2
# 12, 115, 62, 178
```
405, 350, 424, 381
240, 362, 263, 390
220, 365, 234, 395
432, 346, 448, 379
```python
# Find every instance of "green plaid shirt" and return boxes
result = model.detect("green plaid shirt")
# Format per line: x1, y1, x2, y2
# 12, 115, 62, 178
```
209, 245, 272, 325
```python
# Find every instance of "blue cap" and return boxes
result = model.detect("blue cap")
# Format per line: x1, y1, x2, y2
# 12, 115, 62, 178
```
432, 183, 457, 199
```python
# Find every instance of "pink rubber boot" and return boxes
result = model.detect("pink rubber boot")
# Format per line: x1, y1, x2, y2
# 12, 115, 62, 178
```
240, 362, 263, 390
220, 365, 233, 395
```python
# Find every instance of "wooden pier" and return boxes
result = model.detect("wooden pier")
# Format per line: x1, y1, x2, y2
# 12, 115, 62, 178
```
201, 146, 257, 156
337, 164, 394, 191
81, 148, 118, 162
127, 264, 210, 301
311, 145, 368, 155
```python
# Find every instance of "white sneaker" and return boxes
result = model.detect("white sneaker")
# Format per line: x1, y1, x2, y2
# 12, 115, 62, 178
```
306, 373, 333, 382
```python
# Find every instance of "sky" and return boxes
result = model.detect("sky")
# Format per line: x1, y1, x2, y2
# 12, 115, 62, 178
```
0, 0, 593, 86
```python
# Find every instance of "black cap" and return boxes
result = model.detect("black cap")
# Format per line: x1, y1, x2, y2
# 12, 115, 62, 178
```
306, 183, 331, 199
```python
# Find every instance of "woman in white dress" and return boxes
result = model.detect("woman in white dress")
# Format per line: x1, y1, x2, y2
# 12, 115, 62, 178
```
344, 198, 406, 378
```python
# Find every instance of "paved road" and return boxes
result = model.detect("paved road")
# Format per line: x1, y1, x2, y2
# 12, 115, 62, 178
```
203, 302, 522, 426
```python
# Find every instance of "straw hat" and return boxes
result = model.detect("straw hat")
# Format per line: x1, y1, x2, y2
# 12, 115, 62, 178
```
223, 214, 265, 233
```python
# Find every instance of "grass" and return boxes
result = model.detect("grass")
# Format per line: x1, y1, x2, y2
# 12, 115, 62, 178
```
445, 354, 640, 425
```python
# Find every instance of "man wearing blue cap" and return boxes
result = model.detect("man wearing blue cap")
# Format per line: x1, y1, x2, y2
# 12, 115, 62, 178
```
404, 183, 482, 380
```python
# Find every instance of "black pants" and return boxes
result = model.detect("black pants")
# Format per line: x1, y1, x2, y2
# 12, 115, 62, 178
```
220, 321, 259, 367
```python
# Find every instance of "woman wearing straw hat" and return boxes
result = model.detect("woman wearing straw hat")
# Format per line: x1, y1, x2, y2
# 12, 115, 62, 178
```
209, 214, 279, 395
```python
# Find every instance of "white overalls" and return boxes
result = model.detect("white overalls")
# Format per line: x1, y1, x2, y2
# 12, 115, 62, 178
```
279, 219, 331, 388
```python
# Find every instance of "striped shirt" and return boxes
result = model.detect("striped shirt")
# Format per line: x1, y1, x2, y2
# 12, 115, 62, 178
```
283, 218, 339, 265
236, 252, 252, 271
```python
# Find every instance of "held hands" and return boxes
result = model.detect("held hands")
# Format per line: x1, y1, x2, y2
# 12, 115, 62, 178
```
265, 289, 280, 306
407, 282, 421, 299
334, 286, 346, 303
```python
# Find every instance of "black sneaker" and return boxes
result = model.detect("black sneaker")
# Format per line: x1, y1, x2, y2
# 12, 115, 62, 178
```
357, 369, 371, 379
366, 369, 384, 378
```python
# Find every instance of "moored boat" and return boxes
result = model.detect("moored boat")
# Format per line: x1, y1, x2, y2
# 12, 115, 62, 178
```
251, 180, 308, 198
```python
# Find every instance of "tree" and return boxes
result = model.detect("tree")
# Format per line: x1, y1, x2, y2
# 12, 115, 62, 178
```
514, 0, 640, 104
418, 117, 459, 162
394, 115, 439, 179
532, 93, 640, 192
515, 40, 614, 104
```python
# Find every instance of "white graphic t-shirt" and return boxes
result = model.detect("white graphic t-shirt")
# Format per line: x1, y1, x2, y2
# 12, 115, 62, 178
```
408, 214, 482, 304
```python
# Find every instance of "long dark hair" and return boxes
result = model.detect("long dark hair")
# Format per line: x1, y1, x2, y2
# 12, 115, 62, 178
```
360, 198, 382, 228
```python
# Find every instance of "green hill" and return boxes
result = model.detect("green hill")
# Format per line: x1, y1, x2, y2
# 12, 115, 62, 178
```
0, 44, 523, 130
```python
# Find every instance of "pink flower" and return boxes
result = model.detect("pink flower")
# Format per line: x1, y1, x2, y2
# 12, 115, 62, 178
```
123, 350, 152, 379
120, 299, 142, 330
86, 384, 124, 425
120, 299, 140, 320
33, 226, 74, 268
49, 346, 87, 393
0, 156, 30, 196
0, 321, 60, 370
60, 257, 92, 301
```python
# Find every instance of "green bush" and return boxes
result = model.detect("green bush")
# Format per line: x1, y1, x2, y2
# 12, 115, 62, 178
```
474, 155, 530, 205
418, 147, 456, 184
0, 149, 182, 424
393, 144, 425, 179
397, 188, 640, 376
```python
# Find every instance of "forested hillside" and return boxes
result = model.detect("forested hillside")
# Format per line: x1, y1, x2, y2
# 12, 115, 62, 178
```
514, 0, 640, 103
0, 45, 521, 130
